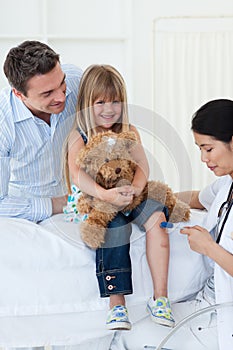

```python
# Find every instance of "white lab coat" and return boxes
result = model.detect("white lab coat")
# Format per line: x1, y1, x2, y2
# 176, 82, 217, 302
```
199, 175, 233, 349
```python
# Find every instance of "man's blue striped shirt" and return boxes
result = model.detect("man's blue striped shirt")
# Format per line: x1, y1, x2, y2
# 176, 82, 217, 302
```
0, 64, 82, 221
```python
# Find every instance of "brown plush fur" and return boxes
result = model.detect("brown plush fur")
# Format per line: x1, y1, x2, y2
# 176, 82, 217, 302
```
76, 130, 190, 249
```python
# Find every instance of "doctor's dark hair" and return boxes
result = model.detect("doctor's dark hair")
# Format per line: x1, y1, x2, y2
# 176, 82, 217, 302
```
191, 99, 233, 143
3, 40, 60, 96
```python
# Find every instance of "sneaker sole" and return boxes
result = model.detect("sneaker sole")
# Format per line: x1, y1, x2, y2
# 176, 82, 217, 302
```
149, 314, 175, 327
147, 306, 175, 328
106, 321, 132, 331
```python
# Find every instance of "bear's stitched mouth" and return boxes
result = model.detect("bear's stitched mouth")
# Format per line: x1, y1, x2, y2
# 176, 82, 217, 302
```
96, 171, 132, 189
115, 179, 131, 187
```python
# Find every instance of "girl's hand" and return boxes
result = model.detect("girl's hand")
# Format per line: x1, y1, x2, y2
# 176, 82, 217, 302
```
118, 184, 143, 197
130, 185, 143, 197
102, 186, 134, 208
180, 225, 214, 255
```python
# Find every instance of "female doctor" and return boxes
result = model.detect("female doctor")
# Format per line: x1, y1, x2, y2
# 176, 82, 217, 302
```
180, 98, 233, 349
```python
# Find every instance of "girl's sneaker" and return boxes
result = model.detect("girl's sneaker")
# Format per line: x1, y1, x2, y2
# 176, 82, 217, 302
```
147, 296, 175, 327
106, 305, 132, 330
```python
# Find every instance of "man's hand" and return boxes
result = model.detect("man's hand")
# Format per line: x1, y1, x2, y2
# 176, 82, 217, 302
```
52, 195, 68, 215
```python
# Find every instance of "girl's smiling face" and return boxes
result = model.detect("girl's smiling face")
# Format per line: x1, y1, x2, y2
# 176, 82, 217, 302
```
194, 132, 233, 178
93, 96, 122, 130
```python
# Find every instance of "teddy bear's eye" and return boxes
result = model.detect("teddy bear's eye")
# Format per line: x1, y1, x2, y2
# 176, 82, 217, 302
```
105, 158, 109, 163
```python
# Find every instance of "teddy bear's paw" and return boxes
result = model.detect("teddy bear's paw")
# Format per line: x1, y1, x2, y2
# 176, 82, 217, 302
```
80, 221, 106, 249
169, 199, 191, 223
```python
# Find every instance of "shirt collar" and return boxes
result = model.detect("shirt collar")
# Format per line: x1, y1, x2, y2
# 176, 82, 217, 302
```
12, 91, 34, 122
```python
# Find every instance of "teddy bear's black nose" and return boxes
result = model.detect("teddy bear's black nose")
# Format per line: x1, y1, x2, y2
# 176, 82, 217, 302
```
115, 167, 121, 174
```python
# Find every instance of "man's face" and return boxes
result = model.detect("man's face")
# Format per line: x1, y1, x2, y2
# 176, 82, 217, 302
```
13, 62, 66, 118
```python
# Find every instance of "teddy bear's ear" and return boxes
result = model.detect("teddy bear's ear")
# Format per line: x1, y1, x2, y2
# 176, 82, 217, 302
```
76, 148, 95, 170
117, 131, 138, 150
118, 131, 137, 142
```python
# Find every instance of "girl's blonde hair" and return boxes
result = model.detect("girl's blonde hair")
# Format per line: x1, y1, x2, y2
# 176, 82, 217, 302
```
64, 64, 130, 193
75, 64, 130, 139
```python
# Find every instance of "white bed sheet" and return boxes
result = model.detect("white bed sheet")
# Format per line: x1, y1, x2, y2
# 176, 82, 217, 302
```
0, 209, 211, 347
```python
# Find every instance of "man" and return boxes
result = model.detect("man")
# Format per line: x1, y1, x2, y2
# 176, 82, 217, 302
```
0, 40, 82, 221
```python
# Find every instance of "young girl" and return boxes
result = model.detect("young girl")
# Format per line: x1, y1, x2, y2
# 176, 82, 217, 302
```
65, 64, 175, 330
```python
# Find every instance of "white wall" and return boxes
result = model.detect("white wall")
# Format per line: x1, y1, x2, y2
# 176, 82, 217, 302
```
0, 0, 133, 89
131, 0, 233, 108
0, 0, 233, 191
129, 0, 233, 191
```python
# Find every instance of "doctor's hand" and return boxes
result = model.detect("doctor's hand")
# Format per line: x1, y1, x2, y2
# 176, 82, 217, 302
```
180, 225, 214, 255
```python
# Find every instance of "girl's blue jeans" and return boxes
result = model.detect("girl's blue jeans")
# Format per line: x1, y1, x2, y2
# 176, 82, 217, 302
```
96, 199, 168, 297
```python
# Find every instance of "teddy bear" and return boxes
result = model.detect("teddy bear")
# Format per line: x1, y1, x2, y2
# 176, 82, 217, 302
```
76, 130, 190, 249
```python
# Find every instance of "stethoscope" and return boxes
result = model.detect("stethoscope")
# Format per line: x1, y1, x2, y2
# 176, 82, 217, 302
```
215, 182, 233, 244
